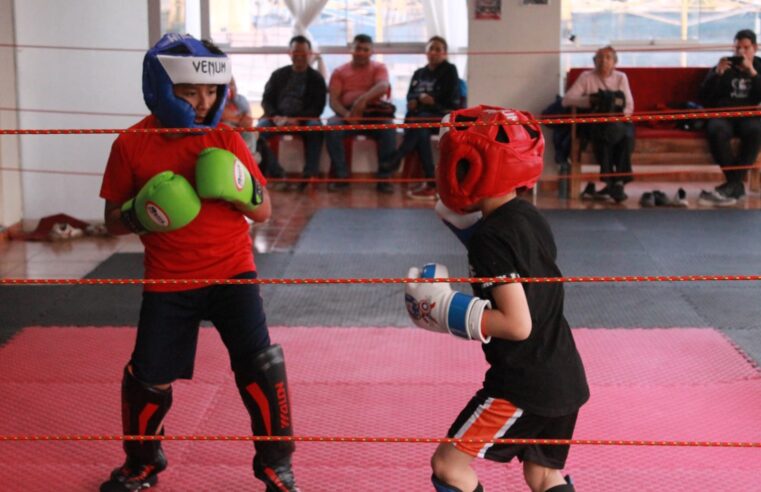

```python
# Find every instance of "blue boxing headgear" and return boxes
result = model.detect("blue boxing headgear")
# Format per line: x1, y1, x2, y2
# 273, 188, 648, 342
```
143, 33, 231, 128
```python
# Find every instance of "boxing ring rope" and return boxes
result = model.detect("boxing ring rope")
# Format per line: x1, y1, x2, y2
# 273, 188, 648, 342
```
2, 107, 761, 136
0, 434, 759, 448
2, 108, 760, 186
3, 274, 761, 287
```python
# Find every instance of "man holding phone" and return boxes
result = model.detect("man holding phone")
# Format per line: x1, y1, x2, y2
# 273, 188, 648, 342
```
698, 29, 761, 206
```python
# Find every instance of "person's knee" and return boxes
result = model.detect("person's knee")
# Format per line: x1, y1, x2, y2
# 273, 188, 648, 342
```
523, 461, 568, 492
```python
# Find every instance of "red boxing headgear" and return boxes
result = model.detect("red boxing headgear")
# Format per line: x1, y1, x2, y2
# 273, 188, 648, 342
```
437, 105, 544, 213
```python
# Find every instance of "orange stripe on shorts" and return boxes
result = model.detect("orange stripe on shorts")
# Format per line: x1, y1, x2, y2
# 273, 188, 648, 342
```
454, 397, 523, 458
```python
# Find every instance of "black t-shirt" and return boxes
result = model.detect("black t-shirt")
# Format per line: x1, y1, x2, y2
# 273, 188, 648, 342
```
467, 198, 589, 417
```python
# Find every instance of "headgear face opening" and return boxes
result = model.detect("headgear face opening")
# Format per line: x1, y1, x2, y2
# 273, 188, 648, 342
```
437, 105, 544, 213
143, 33, 231, 129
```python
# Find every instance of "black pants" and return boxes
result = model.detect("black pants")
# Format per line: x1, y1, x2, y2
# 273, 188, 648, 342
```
705, 117, 761, 184
587, 122, 634, 186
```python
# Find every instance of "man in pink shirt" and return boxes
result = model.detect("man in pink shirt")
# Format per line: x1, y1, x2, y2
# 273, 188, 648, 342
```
325, 34, 398, 193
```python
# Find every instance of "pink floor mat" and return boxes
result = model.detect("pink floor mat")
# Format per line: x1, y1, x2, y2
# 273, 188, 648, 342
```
0, 327, 759, 491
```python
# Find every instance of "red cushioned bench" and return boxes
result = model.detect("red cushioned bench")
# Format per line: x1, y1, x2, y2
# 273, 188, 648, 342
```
565, 67, 760, 197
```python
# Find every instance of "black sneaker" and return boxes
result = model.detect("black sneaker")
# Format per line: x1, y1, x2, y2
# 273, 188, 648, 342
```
652, 190, 669, 206
580, 182, 596, 200
721, 181, 746, 199
608, 183, 627, 203
254, 455, 300, 492
593, 185, 612, 201
639, 192, 655, 207
376, 182, 394, 194
100, 454, 167, 491
698, 189, 736, 207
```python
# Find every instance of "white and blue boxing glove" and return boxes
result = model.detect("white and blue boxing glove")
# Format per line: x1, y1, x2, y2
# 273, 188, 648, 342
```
435, 200, 482, 246
404, 263, 491, 343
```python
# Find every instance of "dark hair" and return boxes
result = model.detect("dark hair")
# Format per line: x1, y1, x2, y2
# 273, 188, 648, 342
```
427, 36, 448, 51
201, 39, 225, 56
289, 35, 312, 49
735, 29, 757, 45
353, 34, 373, 45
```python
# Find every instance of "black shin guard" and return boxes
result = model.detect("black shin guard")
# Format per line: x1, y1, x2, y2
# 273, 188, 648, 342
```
235, 344, 298, 491
121, 367, 172, 466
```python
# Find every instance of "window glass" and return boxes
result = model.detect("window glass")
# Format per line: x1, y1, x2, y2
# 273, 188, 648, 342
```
161, 0, 202, 39
208, 0, 464, 118
562, 0, 761, 68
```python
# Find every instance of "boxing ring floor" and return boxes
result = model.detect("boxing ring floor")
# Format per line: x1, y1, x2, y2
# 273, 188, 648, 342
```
0, 326, 759, 491
1, 208, 761, 490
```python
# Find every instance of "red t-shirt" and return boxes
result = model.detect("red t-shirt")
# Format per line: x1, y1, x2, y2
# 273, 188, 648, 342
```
329, 60, 389, 108
100, 115, 267, 292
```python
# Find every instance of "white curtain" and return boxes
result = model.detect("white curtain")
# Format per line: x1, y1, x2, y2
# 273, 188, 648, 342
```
283, 0, 329, 38
421, 0, 468, 50
422, 0, 448, 40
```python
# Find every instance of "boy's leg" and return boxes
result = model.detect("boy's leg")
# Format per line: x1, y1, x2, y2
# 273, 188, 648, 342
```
431, 443, 482, 492
523, 461, 574, 492
519, 411, 579, 492
235, 344, 298, 492
101, 289, 203, 491
100, 367, 172, 492
209, 273, 298, 491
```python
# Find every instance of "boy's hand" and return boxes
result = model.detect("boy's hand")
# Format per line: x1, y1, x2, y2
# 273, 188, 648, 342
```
404, 263, 491, 343
195, 147, 263, 212
121, 171, 201, 234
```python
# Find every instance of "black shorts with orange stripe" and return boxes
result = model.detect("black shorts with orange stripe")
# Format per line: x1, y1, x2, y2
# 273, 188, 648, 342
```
446, 389, 578, 469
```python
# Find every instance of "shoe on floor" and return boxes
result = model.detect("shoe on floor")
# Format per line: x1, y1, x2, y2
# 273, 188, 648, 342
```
100, 455, 167, 491
672, 188, 688, 207
698, 189, 737, 207
49, 222, 84, 241
717, 181, 746, 200
652, 190, 670, 206
593, 185, 613, 201
639, 192, 655, 207
407, 183, 437, 200
580, 182, 596, 200
608, 183, 627, 203
376, 182, 394, 194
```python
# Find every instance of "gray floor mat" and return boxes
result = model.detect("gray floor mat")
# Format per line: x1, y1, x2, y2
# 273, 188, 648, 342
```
565, 284, 710, 328
4, 208, 761, 364
294, 208, 466, 255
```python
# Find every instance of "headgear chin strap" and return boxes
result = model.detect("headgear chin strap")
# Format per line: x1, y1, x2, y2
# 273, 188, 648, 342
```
143, 33, 231, 129
437, 105, 545, 214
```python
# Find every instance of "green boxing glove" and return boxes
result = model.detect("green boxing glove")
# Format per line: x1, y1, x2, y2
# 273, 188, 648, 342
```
121, 171, 201, 234
195, 147, 263, 212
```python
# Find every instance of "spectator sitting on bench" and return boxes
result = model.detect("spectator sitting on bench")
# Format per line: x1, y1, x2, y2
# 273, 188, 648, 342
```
221, 77, 257, 159
325, 34, 397, 193
562, 45, 634, 203
257, 35, 327, 191
391, 36, 461, 201
697, 29, 761, 207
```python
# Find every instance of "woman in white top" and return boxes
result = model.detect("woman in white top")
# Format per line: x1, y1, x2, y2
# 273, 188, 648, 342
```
563, 46, 635, 203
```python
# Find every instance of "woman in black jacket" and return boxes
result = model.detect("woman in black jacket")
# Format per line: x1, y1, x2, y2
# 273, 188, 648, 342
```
394, 36, 462, 200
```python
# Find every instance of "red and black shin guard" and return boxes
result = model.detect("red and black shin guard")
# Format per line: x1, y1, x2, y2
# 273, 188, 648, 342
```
235, 344, 299, 492
121, 366, 172, 467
